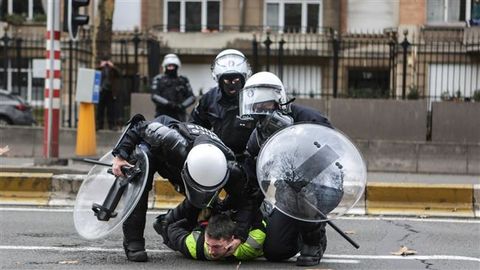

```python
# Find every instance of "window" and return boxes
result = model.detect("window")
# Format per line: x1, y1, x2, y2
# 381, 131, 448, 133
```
266, 3, 280, 31
1, 0, 45, 21
307, 4, 320, 33
264, 0, 323, 33
207, 1, 220, 31
471, 0, 480, 24
427, 0, 474, 24
164, 0, 221, 32
167, 2, 181, 31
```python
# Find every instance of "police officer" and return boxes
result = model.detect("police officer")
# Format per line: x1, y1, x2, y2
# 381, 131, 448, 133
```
96, 57, 121, 130
151, 54, 195, 121
239, 72, 333, 267
111, 115, 250, 262
191, 49, 254, 155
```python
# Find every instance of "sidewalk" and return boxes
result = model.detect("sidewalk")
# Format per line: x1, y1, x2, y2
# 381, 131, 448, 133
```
1, 157, 479, 218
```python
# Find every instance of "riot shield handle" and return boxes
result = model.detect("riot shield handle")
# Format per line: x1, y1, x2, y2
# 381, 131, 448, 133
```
92, 165, 142, 221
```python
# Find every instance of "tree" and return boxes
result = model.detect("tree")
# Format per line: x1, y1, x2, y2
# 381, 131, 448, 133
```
92, 0, 115, 66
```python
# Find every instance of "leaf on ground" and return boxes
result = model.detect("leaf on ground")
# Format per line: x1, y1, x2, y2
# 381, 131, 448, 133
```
390, 245, 417, 256
0, 145, 10, 155
58, 260, 79, 264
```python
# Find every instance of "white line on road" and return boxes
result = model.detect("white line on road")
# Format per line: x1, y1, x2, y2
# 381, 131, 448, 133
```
0, 245, 479, 263
339, 215, 480, 224
0, 245, 172, 253
325, 254, 480, 263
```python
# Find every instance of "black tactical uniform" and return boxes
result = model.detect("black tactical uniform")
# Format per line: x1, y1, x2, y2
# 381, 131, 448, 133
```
151, 74, 195, 121
245, 103, 333, 266
112, 115, 253, 262
191, 86, 255, 156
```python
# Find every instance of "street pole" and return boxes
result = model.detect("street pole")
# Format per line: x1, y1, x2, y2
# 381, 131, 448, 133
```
44, 0, 61, 158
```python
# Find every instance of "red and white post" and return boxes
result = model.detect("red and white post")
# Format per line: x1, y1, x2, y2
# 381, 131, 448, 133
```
44, 0, 61, 158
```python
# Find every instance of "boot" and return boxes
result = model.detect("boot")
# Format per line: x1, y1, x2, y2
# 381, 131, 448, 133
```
123, 240, 148, 262
296, 223, 327, 266
296, 244, 324, 266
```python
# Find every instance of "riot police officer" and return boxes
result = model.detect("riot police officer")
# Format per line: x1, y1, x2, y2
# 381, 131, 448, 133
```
111, 115, 251, 262
191, 49, 254, 155
151, 54, 195, 121
239, 72, 333, 267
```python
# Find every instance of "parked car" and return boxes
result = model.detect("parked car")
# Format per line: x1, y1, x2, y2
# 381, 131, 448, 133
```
0, 90, 35, 126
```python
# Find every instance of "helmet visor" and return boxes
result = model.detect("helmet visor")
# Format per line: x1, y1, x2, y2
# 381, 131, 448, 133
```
239, 85, 282, 117
212, 54, 250, 81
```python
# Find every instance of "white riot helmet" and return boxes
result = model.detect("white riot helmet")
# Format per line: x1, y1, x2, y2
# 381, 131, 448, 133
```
211, 50, 251, 97
239, 71, 288, 117
162, 53, 181, 69
181, 143, 230, 208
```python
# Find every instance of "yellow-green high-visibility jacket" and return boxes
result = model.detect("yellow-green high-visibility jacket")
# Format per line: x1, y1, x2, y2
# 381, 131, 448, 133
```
167, 218, 266, 261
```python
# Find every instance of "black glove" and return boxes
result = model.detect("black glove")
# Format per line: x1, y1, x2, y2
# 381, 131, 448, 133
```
154, 213, 171, 245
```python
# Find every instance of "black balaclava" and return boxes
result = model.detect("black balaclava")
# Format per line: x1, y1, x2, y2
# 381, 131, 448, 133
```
165, 65, 178, 78
219, 73, 245, 102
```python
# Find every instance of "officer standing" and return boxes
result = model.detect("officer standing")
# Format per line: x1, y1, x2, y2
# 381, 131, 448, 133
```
96, 57, 121, 130
111, 115, 252, 262
151, 54, 195, 121
239, 72, 333, 267
191, 49, 254, 155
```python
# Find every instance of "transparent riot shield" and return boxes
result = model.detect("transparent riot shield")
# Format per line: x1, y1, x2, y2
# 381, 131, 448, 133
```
257, 123, 366, 222
73, 146, 149, 239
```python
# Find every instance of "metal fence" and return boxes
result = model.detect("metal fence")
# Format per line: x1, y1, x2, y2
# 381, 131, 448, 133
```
0, 29, 160, 128
1, 26, 479, 128
252, 28, 480, 104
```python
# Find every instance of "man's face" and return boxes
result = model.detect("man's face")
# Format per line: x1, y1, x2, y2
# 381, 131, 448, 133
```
204, 234, 233, 260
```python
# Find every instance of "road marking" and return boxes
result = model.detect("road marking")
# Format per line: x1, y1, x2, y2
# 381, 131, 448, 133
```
339, 215, 480, 224
325, 254, 480, 263
315, 259, 359, 264
0, 245, 173, 253
0, 245, 478, 263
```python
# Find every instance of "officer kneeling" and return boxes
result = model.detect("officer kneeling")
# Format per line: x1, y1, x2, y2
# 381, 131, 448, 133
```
111, 115, 250, 262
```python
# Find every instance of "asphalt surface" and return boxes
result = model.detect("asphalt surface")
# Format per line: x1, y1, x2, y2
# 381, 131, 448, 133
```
1, 206, 479, 270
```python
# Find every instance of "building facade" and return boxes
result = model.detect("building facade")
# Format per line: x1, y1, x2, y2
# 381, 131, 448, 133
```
0, 0, 478, 126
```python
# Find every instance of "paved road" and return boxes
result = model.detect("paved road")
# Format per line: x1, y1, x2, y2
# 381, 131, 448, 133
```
1, 207, 479, 270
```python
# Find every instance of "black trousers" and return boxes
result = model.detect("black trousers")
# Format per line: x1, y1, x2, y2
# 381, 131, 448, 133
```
122, 153, 185, 250
263, 209, 327, 262
97, 90, 116, 130
121, 160, 155, 250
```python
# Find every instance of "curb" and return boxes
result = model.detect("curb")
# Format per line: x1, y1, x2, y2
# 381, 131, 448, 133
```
0, 172, 53, 205
0, 172, 478, 218
366, 183, 475, 217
